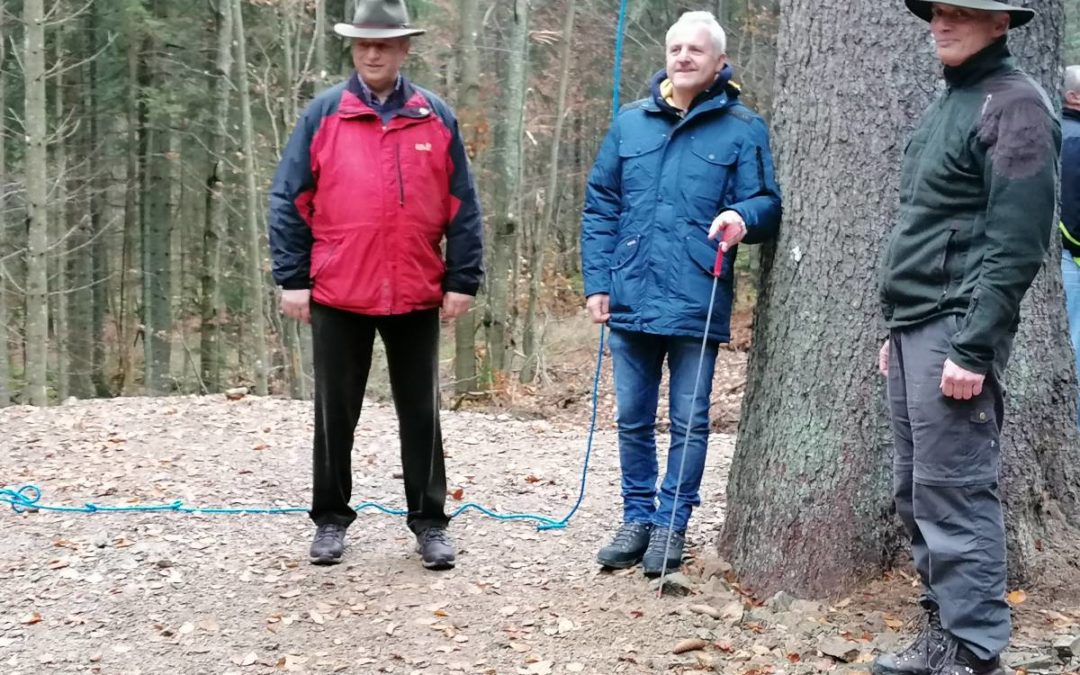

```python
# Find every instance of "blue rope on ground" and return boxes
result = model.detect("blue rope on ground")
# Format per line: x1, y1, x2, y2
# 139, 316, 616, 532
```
1, 327, 607, 530
1, 0, 628, 533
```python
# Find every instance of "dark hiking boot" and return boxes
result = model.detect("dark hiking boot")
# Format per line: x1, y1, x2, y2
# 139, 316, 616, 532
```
929, 638, 1004, 675
416, 526, 456, 570
596, 522, 652, 569
309, 523, 346, 565
872, 606, 946, 675
641, 526, 685, 577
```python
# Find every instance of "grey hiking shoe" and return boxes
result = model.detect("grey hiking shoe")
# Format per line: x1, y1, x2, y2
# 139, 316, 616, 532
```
641, 526, 685, 577
416, 526, 456, 570
872, 605, 946, 675
597, 522, 652, 569
309, 523, 346, 565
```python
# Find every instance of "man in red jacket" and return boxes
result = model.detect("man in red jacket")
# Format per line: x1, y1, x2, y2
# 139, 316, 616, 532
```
268, 0, 483, 571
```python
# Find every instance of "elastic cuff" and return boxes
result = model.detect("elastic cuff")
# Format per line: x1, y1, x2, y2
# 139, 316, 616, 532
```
279, 278, 311, 291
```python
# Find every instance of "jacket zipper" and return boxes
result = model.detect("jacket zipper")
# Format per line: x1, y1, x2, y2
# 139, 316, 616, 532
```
394, 142, 405, 206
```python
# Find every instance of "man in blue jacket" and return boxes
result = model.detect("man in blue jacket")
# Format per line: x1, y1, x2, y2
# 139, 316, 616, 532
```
580, 10, 781, 577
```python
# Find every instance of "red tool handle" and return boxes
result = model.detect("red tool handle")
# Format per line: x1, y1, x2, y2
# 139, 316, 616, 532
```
712, 225, 740, 277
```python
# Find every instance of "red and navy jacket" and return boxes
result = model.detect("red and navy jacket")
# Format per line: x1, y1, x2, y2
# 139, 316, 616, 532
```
268, 73, 484, 315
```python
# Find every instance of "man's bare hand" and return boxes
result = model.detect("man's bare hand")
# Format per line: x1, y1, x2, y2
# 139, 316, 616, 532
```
879, 341, 889, 377
586, 294, 610, 324
708, 210, 748, 252
280, 289, 311, 324
441, 292, 473, 319
940, 358, 985, 400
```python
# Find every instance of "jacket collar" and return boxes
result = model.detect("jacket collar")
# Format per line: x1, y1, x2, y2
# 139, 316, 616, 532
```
642, 64, 739, 118
1064, 107, 1080, 122
943, 37, 1014, 89
340, 73, 432, 120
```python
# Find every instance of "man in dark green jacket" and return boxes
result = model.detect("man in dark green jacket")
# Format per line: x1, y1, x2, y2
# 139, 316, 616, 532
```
875, 2, 1060, 675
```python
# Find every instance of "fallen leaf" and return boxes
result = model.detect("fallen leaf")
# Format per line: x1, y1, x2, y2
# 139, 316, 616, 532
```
1007, 590, 1027, 605
253, 444, 270, 451
673, 638, 709, 654
500, 605, 519, 617
280, 588, 301, 599
525, 475, 542, 484
232, 651, 257, 667
309, 610, 325, 625
21, 612, 42, 625
884, 616, 904, 630
47, 558, 70, 570
788, 653, 802, 663
386, 622, 397, 636
179, 622, 195, 635
434, 609, 449, 618
450, 488, 465, 501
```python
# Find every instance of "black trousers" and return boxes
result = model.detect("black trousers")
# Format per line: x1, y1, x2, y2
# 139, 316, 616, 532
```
309, 302, 448, 533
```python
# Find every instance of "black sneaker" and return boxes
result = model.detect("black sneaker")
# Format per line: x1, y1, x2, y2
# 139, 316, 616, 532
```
416, 526, 456, 570
597, 522, 652, 569
641, 526, 684, 577
309, 523, 346, 565
872, 605, 946, 675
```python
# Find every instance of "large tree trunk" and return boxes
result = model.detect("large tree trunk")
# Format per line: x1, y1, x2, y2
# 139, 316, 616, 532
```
23, 0, 49, 406
142, 25, 175, 396
200, 0, 234, 394
521, 0, 576, 384
485, 0, 529, 377
453, 0, 485, 394
52, 39, 70, 403
117, 18, 142, 396
718, 0, 1080, 598
0, 9, 8, 407
233, 0, 271, 396
65, 31, 95, 400
87, 2, 110, 398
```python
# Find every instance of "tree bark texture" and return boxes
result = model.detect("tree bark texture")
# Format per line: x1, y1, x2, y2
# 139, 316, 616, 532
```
143, 65, 174, 393
66, 31, 95, 400
23, 0, 50, 406
200, 0, 233, 394
485, 0, 529, 376
521, 0, 577, 384
0, 10, 8, 406
233, 0, 271, 396
88, 3, 111, 397
453, 0, 485, 394
719, 0, 1079, 598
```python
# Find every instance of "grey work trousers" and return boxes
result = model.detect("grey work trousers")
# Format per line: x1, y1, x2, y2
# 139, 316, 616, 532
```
887, 314, 1013, 660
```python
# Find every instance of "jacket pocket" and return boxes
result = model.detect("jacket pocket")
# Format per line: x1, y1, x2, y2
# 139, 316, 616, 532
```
609, 234, 646, 314
618, 137, 665, 193
936, 223, 962, 302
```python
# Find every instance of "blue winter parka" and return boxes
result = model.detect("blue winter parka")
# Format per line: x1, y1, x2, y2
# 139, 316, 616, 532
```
580, 66, 782, 343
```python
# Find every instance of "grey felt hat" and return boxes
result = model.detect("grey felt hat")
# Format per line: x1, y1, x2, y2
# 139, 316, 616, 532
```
334, 0, 426, 39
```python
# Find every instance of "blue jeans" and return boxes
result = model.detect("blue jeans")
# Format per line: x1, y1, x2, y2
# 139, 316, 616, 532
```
1062, 250, 1080, 427
608, 328, 718, 533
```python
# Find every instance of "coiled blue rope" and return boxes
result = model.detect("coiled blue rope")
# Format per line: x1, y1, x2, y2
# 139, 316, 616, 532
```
1, 0, 628, 533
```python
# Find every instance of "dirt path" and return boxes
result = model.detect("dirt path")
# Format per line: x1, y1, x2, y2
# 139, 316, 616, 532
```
2, 397, 1077, 675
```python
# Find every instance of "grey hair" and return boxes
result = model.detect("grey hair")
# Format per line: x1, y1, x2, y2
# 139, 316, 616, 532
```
666, 11, 727, 55
1066, 65, 1080, 94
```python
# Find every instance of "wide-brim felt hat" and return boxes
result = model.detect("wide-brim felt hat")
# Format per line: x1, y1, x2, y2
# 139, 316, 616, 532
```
334, 0, 426, 39
904, 0, 1035, 28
